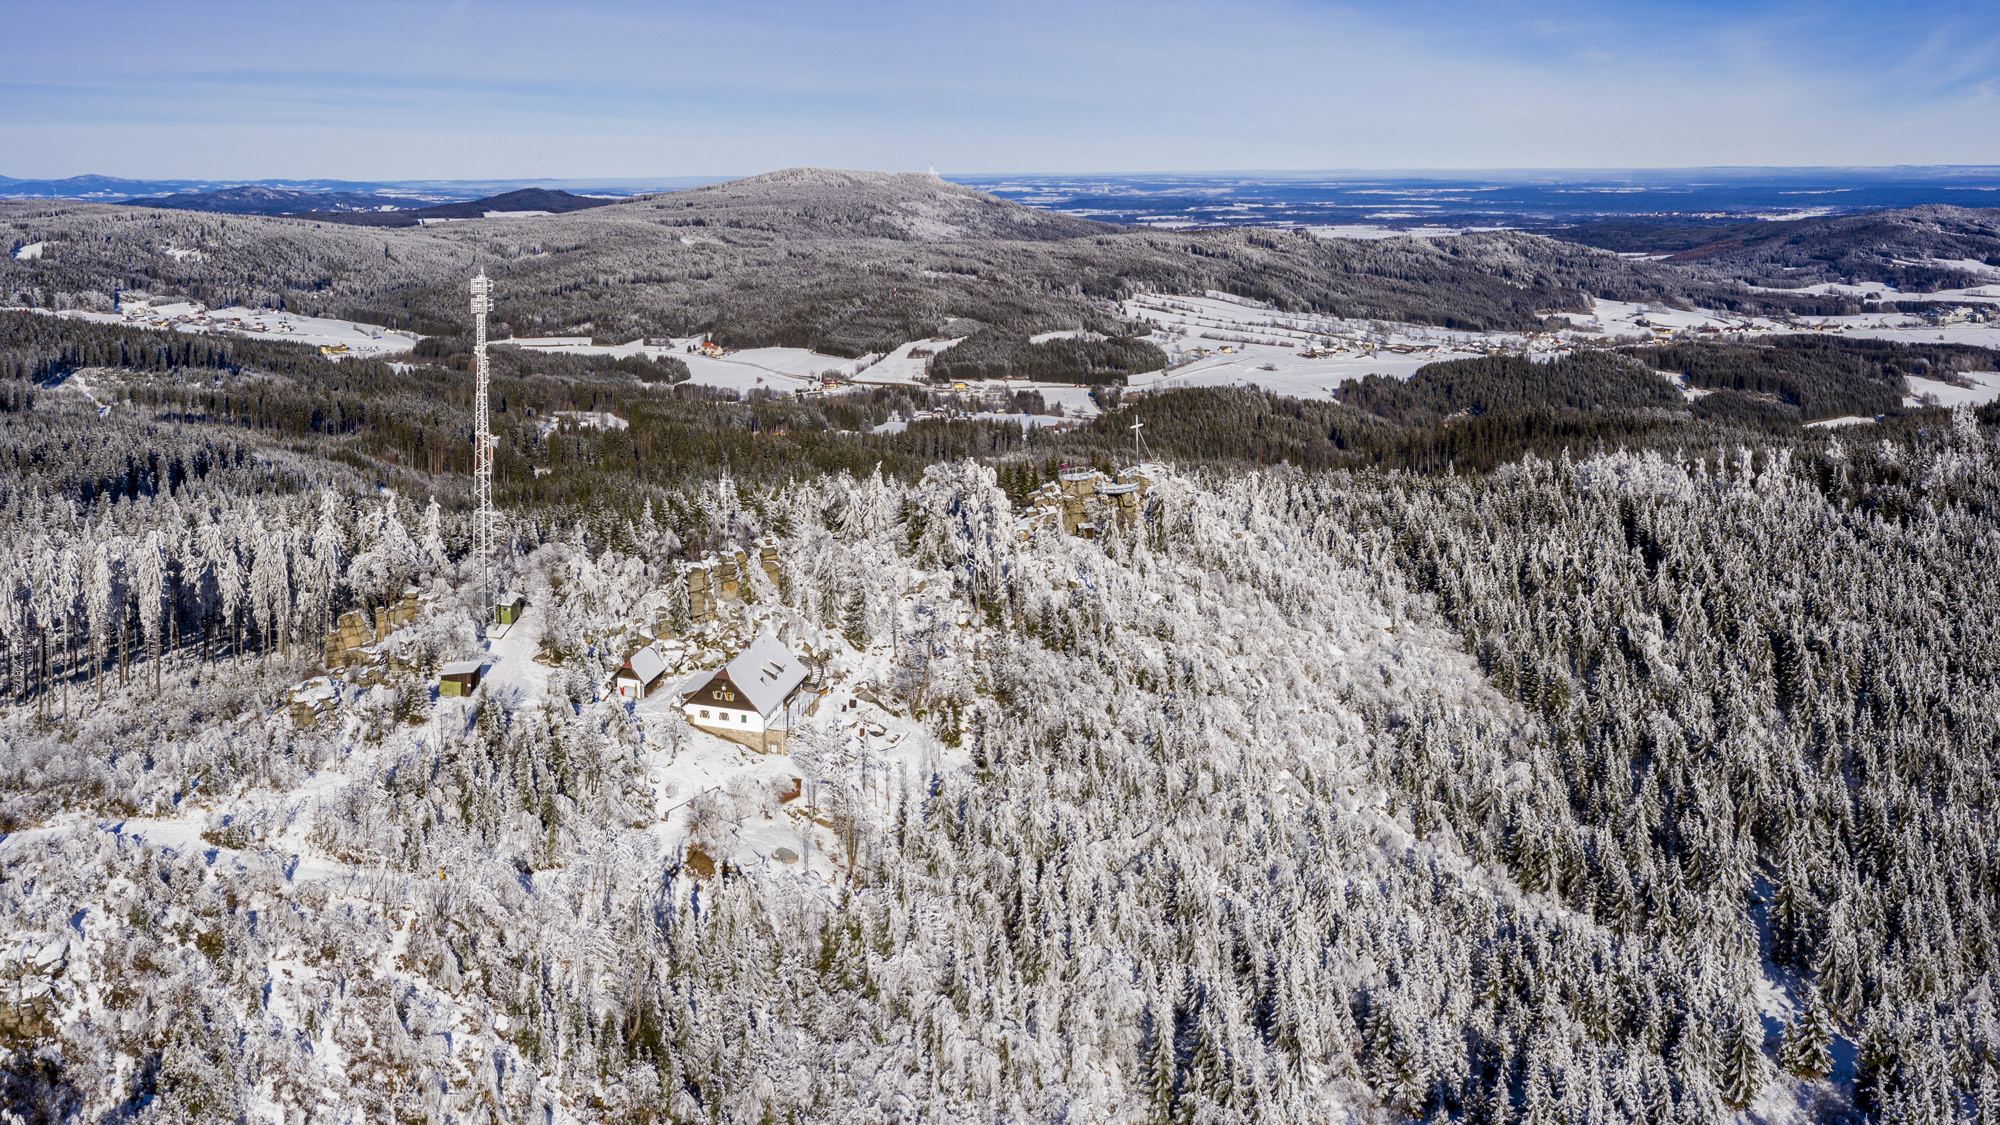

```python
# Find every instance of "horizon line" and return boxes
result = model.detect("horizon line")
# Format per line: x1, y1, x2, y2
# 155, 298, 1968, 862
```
8, 164, 2000, 188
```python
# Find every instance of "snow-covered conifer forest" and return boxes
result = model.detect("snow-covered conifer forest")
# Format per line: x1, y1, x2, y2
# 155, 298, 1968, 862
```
5, 173, 2000, 1124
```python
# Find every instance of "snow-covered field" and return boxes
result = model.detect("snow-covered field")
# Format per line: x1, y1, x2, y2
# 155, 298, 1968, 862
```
22, 300, 420, 358
496, 335, 865, 395
1114, 290, 2000, 403
1303, 224, 1506, 240
1123, 291, 1567, 400
1905, 371, 2000, 408
848, 338, 948, 386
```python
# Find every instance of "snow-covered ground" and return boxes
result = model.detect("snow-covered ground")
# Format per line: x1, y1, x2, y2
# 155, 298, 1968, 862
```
1115, 290, 2000, 403
1122, 291, 1566, 401
537, 410, 629, 435
495, 335, 866, 395
1904, 371, 2000, 408
19, 301, 420, 358
849, 337, 960, 386
1303, 224, 1507, 240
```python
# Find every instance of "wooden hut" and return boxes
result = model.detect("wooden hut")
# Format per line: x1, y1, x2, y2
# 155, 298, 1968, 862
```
439, 660, 483, 697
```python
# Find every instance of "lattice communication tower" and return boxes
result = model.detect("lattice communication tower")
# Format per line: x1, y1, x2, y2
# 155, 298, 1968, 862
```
469, 273, 495, 578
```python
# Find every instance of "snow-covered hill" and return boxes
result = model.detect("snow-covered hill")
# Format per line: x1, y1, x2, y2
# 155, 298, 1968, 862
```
8, 417, 2000, 1119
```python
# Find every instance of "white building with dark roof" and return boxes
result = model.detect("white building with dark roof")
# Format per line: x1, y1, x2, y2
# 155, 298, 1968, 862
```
678, 631, 813, 751
613, 645, 671, 700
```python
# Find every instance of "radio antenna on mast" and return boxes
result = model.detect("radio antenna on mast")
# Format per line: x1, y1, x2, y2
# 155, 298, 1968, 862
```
469, 272, 495, 590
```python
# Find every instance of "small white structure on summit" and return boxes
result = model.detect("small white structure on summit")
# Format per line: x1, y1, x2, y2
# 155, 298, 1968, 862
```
677, 631, 812, 752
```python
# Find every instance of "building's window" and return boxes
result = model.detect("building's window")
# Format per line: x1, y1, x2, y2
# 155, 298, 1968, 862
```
700, 709, 709, 718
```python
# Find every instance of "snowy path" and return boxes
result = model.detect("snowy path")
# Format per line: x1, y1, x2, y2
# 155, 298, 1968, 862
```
481, 602, 550, 704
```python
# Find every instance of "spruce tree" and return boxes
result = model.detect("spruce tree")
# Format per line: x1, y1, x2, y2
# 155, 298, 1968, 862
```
1719, 1000, 1767, 1111
1779, 987, 1835, 1081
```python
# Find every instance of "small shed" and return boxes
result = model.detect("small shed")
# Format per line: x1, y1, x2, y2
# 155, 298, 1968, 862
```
439, 660, 483, 697
494, 592, 527, 625
614, 647, 670, 700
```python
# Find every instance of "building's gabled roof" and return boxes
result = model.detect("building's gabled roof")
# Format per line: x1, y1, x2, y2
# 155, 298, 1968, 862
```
676, 633, 808, 717
441, 660, 482, 678
712, 631, 808, 718
725, 632, 808, 717
619, 646, 668, 685
675, 667, 720, 700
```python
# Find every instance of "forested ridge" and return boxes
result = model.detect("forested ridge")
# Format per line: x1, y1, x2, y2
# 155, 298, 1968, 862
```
1550, 205, 2000, 291
1, 169, 1879, 366
4, 412, 2000, 1121
4, 176, 2000, 1123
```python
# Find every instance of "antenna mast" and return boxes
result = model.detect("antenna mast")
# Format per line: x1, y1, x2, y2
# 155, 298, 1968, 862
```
469, 273, 495, 584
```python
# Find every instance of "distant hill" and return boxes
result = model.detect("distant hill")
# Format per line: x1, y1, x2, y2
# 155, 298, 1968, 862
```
1, 166, 1827, 358
0, 174, 216, 201
1552, 204, 2000, 291
292, 189, 618, 226
121, 185, 436, 215
647, 168, 1116, 242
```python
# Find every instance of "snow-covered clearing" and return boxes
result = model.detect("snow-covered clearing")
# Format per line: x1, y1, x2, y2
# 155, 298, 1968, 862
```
1028, 328, 1105, 344
1303, 224, 1506, 240
1904, 370, 2000, 409
1122, 290, 1561, 400
23, 301, 420, 357
1654, 369, 1715, 402
496, 334, 867, 394
848, 336, 961, 386
12, 241, 44, 260
538, 410, 629, 435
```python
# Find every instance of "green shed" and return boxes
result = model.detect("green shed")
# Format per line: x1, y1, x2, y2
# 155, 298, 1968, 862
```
439, 660, 483, 697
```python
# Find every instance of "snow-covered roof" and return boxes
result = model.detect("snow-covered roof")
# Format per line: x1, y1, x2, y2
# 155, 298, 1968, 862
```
496, 590, 525, 605
673, 668, 715, 699
619, 646, 668, 684
724, 632, 809, 717
441, 660, 481, 677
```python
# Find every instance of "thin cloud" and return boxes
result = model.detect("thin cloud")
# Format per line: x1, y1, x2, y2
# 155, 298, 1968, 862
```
2, 0, 1995, 177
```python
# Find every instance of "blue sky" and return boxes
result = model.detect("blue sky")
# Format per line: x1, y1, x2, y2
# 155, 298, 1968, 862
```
4, 0, 1997, 179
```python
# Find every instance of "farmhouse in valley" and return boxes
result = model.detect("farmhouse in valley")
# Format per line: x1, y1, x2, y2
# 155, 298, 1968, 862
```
677, 631, 812, 751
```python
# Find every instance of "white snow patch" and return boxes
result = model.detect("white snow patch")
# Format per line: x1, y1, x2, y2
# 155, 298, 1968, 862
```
1903, 371, 2000, 409
539, 410, 629, 434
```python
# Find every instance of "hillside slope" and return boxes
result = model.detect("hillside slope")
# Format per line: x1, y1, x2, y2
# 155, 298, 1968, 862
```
0, 169, 1775, 356
1553, 204, 2000, 290
296, 188, 617, 227
118, 185, 435, 215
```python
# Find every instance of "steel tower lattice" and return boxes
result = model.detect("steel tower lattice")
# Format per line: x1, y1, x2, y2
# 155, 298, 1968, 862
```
469, 273, 495, 582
